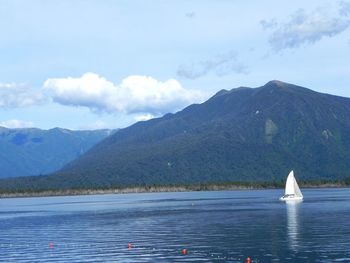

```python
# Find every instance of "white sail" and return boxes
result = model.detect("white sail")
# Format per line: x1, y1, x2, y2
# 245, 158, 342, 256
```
293, 177, 303, 198
280, 170, 303, 201
285, 170, 295, 195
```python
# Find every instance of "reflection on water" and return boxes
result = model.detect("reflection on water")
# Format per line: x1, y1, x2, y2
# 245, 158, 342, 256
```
286, 200, 302, 251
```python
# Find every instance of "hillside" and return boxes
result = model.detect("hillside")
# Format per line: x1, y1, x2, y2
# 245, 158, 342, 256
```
1, 80, 350, 191
0, 127, 113, 178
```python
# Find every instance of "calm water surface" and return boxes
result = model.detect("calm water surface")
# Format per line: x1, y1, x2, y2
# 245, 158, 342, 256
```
1, 188, 350, 262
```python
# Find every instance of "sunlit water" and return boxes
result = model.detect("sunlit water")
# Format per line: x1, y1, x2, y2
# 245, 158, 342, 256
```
1, 188, 350, 262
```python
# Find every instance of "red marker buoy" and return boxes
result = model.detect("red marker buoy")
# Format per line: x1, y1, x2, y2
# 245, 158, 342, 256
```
128, 243, 133, 249
182, 249, 187, 255
246, 256, 251, 263
49, 242, 54, 249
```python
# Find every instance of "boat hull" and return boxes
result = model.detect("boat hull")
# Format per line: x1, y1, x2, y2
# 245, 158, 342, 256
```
280, 196, 303, 201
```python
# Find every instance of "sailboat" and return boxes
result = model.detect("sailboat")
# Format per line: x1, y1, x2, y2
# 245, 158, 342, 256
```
280, 170, 303, 201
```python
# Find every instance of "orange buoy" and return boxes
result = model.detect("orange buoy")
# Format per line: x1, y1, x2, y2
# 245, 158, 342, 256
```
49, 242, 54, 249
246, 256, 251, 263
182, 248, 187, 255
128, 243, 133, 249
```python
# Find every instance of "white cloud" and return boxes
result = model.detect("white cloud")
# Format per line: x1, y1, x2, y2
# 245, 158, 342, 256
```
262, 2, 350, 51
134, 113, 155, 122
0, 119, 34, 128
340, 1, 350, 16
0, 83, 44, 108
43, 73, 205, 115
177, 50, 248, 79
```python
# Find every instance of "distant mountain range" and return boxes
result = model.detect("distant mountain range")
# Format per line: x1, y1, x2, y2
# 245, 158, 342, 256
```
1, 80, 350, 191
0, 127, 112, 178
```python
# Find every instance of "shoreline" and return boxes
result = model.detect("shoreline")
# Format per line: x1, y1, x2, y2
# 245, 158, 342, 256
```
0, 182, 348, 198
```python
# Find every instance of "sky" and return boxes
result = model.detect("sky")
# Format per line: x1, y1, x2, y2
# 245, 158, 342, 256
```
0, 0, 350, 130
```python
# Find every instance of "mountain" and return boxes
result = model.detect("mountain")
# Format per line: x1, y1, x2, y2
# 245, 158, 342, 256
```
0, 127, 113, 178
1, 80, 350, 191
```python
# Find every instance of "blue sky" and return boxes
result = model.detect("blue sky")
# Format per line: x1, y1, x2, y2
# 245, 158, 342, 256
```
1, 0, 350, 130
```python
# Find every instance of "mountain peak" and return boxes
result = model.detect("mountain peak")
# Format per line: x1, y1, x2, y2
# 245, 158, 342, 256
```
2, 80, 350, 191
264, 80, 291, 88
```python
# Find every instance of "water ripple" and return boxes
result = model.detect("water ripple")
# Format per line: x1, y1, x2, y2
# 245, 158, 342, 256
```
1, 189, 350, 262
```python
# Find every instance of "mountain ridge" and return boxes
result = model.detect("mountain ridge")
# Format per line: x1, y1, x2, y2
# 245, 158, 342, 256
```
58, 80, 350, 184
0, 127, 114, 178
1, 80, 350, 191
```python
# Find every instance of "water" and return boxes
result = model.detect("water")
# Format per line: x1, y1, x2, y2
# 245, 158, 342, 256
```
1, 188, 350, 262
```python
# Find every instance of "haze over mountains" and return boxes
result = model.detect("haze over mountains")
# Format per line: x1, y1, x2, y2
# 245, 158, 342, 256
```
1, 80, 350, 191
0, 127, 112, 178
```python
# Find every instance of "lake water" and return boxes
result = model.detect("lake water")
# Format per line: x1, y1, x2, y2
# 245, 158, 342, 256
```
1, 188, 350, 262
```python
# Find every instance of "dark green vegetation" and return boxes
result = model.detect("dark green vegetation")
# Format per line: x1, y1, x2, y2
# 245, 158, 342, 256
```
1, 80, 350, 192
0, 127, 112, 178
